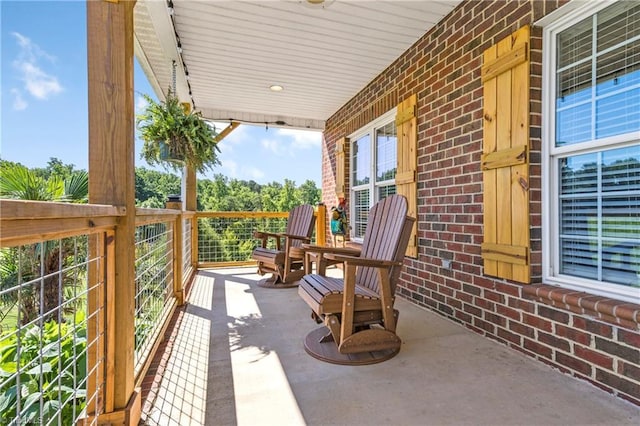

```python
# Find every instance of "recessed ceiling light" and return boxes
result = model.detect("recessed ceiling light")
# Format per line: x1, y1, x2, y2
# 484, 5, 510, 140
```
269, 85, 284, 92
303, 0, 335, 8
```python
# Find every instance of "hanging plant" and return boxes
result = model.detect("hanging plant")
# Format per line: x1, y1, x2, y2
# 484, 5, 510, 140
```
137, 90, 221, 173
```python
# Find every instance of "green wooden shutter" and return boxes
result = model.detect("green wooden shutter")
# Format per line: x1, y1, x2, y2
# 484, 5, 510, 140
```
396, 94, 418, 258
481, 25, 531, 283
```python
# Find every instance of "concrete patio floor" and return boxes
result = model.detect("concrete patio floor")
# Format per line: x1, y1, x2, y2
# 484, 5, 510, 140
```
140, 267, 639, 425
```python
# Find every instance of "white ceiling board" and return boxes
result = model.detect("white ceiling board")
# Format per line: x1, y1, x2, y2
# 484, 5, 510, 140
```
134, 0, 462, 130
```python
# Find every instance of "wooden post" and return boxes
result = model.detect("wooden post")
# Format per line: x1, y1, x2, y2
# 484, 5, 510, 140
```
183, 165, 197, 211
316, 203, 327, 247
86, 232, 107, 419
166, 199, 184, 305
183, 166, 198, 271
87, 0, 140, 424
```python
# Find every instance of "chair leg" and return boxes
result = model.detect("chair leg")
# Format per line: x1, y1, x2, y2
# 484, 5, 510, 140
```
324, 314, 341, 344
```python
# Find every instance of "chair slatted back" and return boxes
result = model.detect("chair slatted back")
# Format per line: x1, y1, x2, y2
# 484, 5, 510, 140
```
285, 204, 316, 248
356, 195, 414, 294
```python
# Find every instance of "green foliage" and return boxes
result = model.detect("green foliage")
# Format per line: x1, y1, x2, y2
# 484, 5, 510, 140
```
137, 92, 221, 174
0, 162, 88, 203
0, 319, 87, 424
135, 167, 181, 208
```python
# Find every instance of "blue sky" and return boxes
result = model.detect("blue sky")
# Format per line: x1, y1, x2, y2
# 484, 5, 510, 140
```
1, 1, 322, 186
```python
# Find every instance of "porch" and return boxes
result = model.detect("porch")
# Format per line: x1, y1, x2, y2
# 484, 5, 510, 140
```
140, 267, 638, 425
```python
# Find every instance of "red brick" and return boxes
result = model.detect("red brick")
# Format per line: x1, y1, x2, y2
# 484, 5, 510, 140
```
596, 369, 640, 400
555, 324, 591, 346
556, 352, 593, 376
575, 346, 614, 370
620, 361, 640, 382
619, 329, 640, 349
509, 320, 535, 339
524, 338, 552, 359
538, 331, 571, 352
523, 313, 553, 333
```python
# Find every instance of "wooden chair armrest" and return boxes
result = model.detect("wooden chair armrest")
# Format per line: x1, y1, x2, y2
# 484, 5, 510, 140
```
253, 231, 284, 239
253, 231, 285, 250
301, 244, 361, 256
281, 233, 312, 242
324, 254, 402, 268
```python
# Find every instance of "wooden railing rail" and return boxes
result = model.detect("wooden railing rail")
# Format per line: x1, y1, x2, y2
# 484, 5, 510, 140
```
0, 199, 124, 247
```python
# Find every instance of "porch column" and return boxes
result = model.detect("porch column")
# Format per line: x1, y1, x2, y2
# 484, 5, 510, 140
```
87, 0, 140, 424
183, 165, 197, 211
183, 166, 199, 268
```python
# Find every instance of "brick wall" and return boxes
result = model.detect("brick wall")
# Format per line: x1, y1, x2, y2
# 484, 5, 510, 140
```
321, 0, 640, 406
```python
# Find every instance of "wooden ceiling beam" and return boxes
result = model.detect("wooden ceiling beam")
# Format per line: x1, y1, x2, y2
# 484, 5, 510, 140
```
214, 121, 240, 143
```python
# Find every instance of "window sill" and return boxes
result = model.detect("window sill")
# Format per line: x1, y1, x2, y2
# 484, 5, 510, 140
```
522, 284, 640, 330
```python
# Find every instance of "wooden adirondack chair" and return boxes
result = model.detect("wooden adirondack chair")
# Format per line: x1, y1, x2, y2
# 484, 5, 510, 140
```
252, 204, 316, 288
298, 194, 415, 364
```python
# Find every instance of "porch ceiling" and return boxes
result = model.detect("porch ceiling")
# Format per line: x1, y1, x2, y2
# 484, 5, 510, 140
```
133, 0, 462, 130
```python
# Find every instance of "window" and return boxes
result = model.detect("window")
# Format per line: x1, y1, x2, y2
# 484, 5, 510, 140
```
543, 1, 640, 303
350, 109, 397, 240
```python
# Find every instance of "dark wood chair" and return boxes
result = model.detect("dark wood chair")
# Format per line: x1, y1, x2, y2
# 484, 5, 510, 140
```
298, 194, 415, 364
252, 204, 316, 288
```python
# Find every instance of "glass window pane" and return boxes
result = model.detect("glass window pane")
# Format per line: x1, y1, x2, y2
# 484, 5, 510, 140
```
602, 145, 640, 192
557, 16, 592, 69
595, 40, 640, 97
353, 134, 371, 186
560, 153, 598, 194
595, 88, 640, 139
597, 2, 640, 53
559, 147, 640, 288
556, 3, 640, 146
378, 185, 396, 200
560, 238, 598, 280
376, 122, 396, 182
602, 241, 640, 286
353, 189, 370, 239
602, 196, 640, 238
556, 103, 592, 147
557, 61, 592, 107
560, 197, 597, 236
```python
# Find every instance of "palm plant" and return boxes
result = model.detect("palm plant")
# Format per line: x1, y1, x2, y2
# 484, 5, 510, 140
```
0, 164, 89, 326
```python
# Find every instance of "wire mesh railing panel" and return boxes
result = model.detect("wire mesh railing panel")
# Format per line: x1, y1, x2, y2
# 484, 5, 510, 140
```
134, 223, 174, 376
183, 218, 192, 280
197, 215, 288, 264
0, 234, 106, 426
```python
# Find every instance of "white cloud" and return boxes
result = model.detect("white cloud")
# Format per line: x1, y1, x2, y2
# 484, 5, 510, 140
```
10, 89, 27, 111
243, 166, 266, 181
136, 95, 149, 113
219, 158, 265, 181
221, 158, 239, 177
214, 122, 250, 154
260, 138, 284, 155
11, 32, 63, 102
276, 128, 322, 150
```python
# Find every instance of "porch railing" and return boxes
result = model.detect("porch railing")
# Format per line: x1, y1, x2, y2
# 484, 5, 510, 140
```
133, 210, 178, 377
0, 200, 122, 425
0, 200, 326, 424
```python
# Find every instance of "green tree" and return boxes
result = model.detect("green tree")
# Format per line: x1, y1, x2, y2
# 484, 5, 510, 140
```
134, 167, 181, 208
297, 179, 321, 206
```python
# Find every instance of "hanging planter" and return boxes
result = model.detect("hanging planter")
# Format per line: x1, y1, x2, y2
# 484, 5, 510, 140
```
137, 90, 220, 173
158, 140, 185, 164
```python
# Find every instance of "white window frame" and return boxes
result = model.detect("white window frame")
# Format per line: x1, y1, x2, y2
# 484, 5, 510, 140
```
541, 0, 640, 303
348, 108, 397, 242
